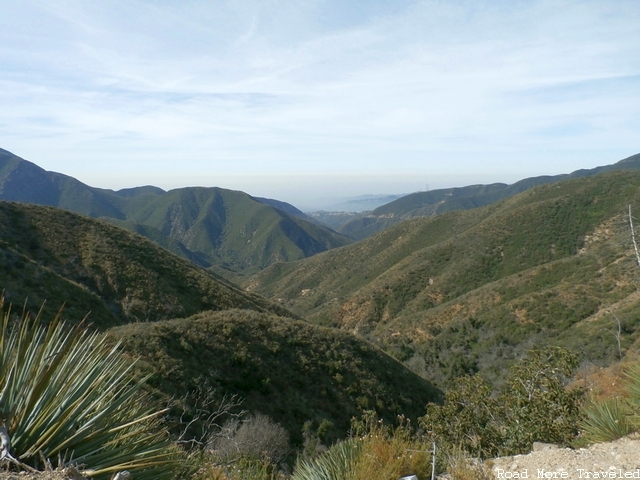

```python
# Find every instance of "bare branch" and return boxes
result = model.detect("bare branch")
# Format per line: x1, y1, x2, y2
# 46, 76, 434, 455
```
629, 205, 640, 268
607, 307, 623, 360
170, 388, 246, 450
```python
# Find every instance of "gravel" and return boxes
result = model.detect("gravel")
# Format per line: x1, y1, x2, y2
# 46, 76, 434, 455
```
490, 434, 640, 479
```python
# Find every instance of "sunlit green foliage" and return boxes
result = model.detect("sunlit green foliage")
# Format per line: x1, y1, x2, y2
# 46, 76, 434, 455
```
580, 359, 640, 443
292, 439, 360, 480
420, 347, 585, 458
581, 398, 635, 443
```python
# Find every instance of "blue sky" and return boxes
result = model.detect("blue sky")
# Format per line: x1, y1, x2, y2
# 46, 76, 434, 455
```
1, 0, 639, 210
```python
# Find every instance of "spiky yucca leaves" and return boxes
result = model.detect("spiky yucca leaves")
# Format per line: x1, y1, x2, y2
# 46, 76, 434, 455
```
0, 299, 185, 479
624, 361, 640, 418
580, 398, 635, 443
291, 413, 432, 480
291, 439, 360, 480
579, 361, 640, 444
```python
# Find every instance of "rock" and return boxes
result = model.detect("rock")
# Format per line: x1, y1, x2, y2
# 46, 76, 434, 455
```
532, 442, 559, 452
491, 434, 640, 479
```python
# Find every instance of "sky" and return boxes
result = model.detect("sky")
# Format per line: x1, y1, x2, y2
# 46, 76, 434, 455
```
1, 1, 639, 210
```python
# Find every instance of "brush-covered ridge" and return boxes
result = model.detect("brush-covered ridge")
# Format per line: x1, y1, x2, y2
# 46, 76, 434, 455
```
247, 171, 640, 387
0, 201, 292, 328
107, 309, 441, 445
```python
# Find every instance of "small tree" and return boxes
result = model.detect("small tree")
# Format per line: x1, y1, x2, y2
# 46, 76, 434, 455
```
420, 374, 500, 458
498, 346, 584, 454
420, 346, 585, 458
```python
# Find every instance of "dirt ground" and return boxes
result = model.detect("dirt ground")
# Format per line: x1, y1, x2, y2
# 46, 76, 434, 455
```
0, 467, 86, 480
489, 434, 640, 479
0, 436, 639, 479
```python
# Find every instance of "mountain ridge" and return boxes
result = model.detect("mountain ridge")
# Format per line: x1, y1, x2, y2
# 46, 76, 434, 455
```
335, 153, 640, 239
247, 170, 640, 388
0, 148, 351, 272
108, 309, 441, 445
0, 201, 293, 328
0, 197, 440, 447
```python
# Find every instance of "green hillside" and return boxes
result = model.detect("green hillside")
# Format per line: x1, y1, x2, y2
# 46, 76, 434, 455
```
0, 148, 351, 272
0, 199, 440, 449
0, 201, 292, 328
107, 309, 441, 445
337, 153, 640, 239
117, 186, 351, 273
247, 171, 640, 388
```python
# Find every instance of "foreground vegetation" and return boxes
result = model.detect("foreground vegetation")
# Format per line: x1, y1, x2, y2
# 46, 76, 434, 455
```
3, 304, 637, 480
107, 310, 441, 447
0, 298, 186, 479
197, 346, 633, 480
581, 357, 640, 444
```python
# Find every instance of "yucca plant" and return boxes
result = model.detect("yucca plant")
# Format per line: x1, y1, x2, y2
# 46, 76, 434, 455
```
291, 438, 361, 480
624, 361, 640, 416
580, 398, 635, 443
0, 298, 185, 479
579, 360, 640, 444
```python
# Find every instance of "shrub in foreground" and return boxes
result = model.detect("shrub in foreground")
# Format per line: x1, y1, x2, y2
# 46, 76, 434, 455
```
209, 413, 290, 466
291, 412, 432, 480
420, 347, 585, 458
0, 298, 185, 479
581, 360, 640, 443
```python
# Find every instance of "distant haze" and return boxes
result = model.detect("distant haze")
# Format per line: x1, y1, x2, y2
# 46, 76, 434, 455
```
76, 172, 533, 212
1, 1, 638, 209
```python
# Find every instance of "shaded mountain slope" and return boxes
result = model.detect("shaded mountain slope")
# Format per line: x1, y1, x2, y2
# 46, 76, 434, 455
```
247, 171, 640, 387
252, 196, 316, 222
0, 201, 292, 329
0, 149, 125, 219
107, 309, 441, 445
338, 153, 640, 239
0, 148, 351, 272
117, 186, 351, 272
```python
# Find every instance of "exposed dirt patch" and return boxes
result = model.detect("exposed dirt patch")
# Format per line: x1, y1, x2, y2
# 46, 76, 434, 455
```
490, 434, 640, 479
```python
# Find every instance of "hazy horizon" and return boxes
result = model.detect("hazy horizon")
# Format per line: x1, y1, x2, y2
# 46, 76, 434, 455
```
6, 144, 635, 211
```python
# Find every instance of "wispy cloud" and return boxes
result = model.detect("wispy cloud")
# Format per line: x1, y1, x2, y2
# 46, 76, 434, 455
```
0, 0, 638, 206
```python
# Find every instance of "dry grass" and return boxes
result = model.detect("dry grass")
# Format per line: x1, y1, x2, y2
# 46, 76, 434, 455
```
576, 353, 640, 402
347, 415, 433, 480
351, 433, 432, 480
446, 453, 494, 480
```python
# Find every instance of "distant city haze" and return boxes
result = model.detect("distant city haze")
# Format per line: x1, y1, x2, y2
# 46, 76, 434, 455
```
1, 1, 638, 210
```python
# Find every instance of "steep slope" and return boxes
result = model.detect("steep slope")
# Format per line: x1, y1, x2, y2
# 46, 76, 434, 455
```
338, 153, 640, 239
117, 187, 350, 273
0, 148, 351, 272
107, 309, 441, 445
0, 148, 125, 219
247, 171, 640, 388
0, 201, 292, 329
